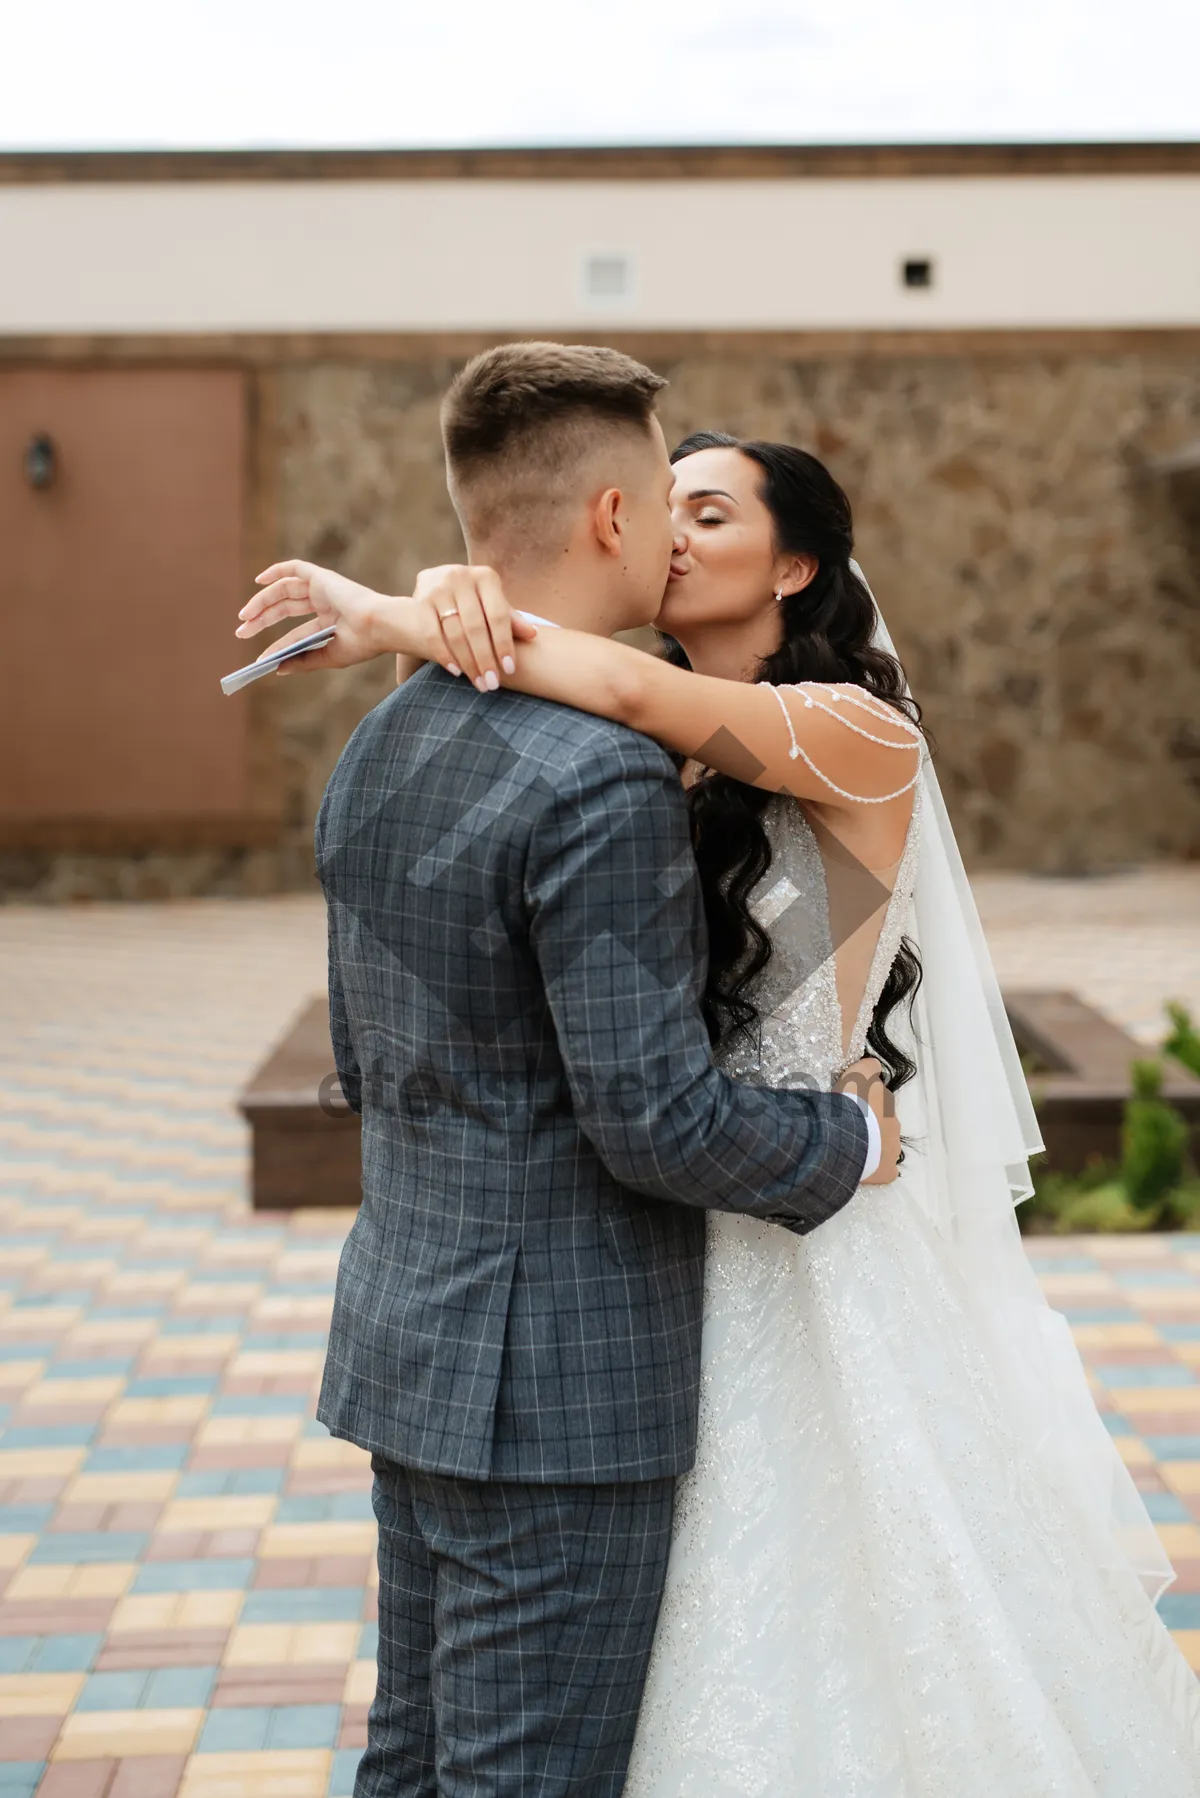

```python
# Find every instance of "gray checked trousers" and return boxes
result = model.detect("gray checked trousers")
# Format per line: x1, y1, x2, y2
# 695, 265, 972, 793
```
356, 1458, 676, 1797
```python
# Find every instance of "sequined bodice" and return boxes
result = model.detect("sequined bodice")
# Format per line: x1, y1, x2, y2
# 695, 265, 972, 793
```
716, 778, 923, 1094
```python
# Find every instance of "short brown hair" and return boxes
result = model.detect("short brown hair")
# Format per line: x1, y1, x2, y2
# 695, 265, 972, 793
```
441, 341, 668, 561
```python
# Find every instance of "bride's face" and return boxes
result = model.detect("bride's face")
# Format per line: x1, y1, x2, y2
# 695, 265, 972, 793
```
656, 446, 784, 640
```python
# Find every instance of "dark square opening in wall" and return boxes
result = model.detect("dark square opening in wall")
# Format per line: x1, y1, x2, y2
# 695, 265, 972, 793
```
902, 258, 934, 289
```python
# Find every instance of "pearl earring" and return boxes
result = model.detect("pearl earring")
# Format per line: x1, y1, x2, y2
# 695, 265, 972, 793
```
774, 588, 784, 603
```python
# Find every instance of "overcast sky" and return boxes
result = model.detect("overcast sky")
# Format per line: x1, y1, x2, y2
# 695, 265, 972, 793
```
5, 0, 1199, 150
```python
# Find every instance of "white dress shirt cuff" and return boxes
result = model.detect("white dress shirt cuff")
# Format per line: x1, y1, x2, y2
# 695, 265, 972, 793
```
851, 1095, 882, 1180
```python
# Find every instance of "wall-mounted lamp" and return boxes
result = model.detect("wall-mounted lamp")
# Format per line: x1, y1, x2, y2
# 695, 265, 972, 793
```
23, 434, 57, 490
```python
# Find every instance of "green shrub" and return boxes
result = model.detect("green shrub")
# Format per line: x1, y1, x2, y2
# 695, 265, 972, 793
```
1165, 1001, 1200, 1080
1121, 1059, 1190, 1213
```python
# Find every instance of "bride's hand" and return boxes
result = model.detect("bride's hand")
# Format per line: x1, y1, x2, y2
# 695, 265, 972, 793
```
410, 565, 538, 691
236, 560, 417, 675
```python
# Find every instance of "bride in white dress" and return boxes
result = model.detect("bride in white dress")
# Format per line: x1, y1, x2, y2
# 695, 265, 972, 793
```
243, 431, 1200, 1794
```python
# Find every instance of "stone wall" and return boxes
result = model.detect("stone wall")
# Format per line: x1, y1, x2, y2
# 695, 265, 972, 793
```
7, 342, 1200, 897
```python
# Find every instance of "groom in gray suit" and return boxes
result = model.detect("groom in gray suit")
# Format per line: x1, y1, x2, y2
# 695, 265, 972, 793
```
315, 343, 895, 1796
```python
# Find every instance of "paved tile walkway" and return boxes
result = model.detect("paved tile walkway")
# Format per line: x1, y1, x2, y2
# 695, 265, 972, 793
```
1, 877, 1199, 1796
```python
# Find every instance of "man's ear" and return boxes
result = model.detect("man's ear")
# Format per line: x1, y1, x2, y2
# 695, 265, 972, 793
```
778, 552, 820, 598
590, 487, 625, 558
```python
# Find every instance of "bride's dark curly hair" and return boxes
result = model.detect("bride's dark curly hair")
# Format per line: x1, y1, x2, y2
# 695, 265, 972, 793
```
665, 432, 923, 1089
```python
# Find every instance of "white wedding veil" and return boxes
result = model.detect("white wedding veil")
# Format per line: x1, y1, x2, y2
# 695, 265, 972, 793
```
854, 560, 1174, 1601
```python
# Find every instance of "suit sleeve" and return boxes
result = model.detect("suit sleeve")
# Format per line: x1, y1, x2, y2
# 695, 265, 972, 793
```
524, 733, 869, 1232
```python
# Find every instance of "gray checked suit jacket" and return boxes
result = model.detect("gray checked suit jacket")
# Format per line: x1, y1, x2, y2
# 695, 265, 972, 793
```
315, 665, 869, 1484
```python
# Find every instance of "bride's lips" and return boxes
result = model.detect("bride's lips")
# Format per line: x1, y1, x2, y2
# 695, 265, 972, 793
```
667, 564, 688, 582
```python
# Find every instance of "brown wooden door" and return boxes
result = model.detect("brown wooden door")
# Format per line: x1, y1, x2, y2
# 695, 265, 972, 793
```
0, 368, 263, 847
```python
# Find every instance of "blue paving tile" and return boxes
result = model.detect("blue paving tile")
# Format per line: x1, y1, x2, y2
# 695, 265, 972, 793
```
0, 1343, 57, 1361
0, 1505, 55, 1532
1100, 1414, 1132, 1435
125, 1375, 218, 1398
78, 1670, 150, 1711
46, 1357, 136, 1377
85, 1303, 167, 1318
0, 1424, 96, 1448
0, 1638, 36, 1673
198, 1707, 271, 1752
132, 1558, 255, 1593
1149, 1437, 1200, 1458
1158, 1592, 1200, 1627
0, 1764, 43, 1798
240, 1587, 364, 1624
1160, 1324, 1200, 1342
358, 1621, 378, 1661
189, 1271, 263, 1286
1113, 1270, 1199, 1288
244, 1332, 328, 1351
275, 1491, 374, 1525
144, 1665, 217, 1708
211, 1393, 311, 1417
87, 1442, 189, 1472
1094, 1365, 1197, 1387
29, 1532, 148, 1565
304, 1418, 332, 1438
30, 1634, 104, 1673
176, 1467, 286, 1498
268, 1704, 342, 1750
1143, 1491, 1194, 1522
329, 1748, 363, 1797
160, 1314, 245, 1335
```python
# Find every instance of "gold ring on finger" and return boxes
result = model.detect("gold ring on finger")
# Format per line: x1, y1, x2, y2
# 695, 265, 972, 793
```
438, 607, 460, 620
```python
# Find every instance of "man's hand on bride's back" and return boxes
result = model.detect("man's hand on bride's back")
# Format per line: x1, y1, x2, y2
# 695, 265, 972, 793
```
837, 1056, 902, 1186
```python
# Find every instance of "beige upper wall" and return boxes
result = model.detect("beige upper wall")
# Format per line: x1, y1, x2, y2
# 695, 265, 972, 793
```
4, 174, 1200, 334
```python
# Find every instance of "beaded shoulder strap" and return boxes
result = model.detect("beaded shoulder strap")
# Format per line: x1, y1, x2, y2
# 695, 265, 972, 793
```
769, 683, 922, 805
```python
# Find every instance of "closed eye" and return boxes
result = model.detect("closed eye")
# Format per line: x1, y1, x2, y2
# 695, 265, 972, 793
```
696, 511, 726, 526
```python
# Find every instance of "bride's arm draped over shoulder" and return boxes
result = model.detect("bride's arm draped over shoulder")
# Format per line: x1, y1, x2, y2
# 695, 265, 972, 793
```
420, 565, 922, 810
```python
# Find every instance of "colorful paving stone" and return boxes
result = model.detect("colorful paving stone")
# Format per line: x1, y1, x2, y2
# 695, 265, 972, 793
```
2, 887, 1199, 1795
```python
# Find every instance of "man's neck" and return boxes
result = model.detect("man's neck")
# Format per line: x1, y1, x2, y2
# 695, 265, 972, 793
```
471, 559, 621, 639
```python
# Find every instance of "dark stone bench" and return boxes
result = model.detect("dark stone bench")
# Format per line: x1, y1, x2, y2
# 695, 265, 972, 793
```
238, 989, 1200, 1208
239, 997, 361, 1211
1004, 989, 1200, 1172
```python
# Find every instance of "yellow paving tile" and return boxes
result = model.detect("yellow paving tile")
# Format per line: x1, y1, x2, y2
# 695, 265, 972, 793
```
1037, 1275, 1119, 1300
1068, 1323, 1162, 1349
1112, 1435, 1154, 1468
344, 1659, 376, 1705
23, 1375, 125, 1407
1131, 1291, 1200, 1316
1161, 1462, 1200, 1495
179, 1281, 264, 1307
108, 1395, 211, 1427
112, 1589, 244, 1633
1173, 1630, 1200, 1671
253, 1297, 333, 1326
161, 1494, 277, 1532
141, 1333, 241, 1363
179, 1749, 331, 1798
66, 1317, 160, 1344
224, 1622, 360, 1666
292, 1437, 371, 1471
54, 1706, 203, 1759
7, 1562, 137, 1600
0, 1672, 84, 1716
0, 1305, 82, 1335
1110, 1389, 1200, 1414
198, 1415, 303, 1447
0, 1535, 34, 1570
1172, 1343, 1200, 1368
104, 1270, 188, 1296
229, 1351, 323, 1378
260, 1522, 375, 1559
1156, 1524, 1200, 1558
0, 1359, 45, 1392
68, 1470, 178, 1504
0, 1447, 85, 1480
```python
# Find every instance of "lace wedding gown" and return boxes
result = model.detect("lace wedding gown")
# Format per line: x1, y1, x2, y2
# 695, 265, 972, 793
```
624, 779, 1200, 1797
